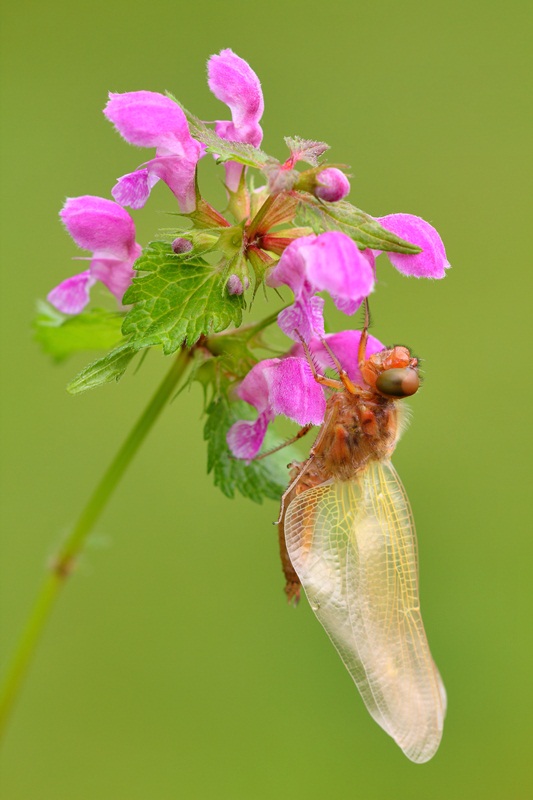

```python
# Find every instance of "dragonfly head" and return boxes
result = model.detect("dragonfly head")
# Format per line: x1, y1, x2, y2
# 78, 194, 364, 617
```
361, 345, 420, 399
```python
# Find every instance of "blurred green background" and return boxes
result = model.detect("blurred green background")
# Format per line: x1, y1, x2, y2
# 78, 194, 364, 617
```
1, 0, 531, 797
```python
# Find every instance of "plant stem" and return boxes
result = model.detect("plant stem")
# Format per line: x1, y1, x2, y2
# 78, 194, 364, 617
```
0, 347, 191, 741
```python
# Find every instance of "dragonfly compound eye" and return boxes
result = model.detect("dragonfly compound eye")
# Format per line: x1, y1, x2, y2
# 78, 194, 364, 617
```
376, 368, 420, 398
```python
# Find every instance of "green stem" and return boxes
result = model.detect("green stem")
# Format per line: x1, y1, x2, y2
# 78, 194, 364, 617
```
0, 347, 191, 740
205, 305, 289, 357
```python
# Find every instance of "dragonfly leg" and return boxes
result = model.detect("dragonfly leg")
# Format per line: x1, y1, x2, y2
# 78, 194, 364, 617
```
253, 424, 313, 461
275, 453, 316, 525
278, 514, 301, 604
357, 297, 371, 370
319, 336, 360, 395
294, 329, 343, 390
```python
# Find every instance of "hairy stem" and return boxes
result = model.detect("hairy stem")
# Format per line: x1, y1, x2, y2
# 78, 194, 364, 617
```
0, 347, 191, 740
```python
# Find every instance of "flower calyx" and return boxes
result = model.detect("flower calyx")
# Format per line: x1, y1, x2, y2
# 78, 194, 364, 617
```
294, 165, 351, 203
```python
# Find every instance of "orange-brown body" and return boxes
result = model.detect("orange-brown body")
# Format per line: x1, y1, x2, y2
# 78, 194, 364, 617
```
278, 345, 417, 602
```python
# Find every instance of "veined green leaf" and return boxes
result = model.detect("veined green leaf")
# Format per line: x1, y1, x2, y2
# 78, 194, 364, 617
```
122, 241, 244, 355
200, 128, 270, 168
284, 136, 330, 166
298, 197, 422, 253
67, 344, 138, 395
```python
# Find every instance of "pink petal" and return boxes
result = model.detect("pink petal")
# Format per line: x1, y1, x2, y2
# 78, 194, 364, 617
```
215, 118, 263, 148
208, 49, 264, 147
223, 161, 245, 193
60, 196, 137, 261
377, 213, 450, 278
90, 244, 141, 304
47, 270, 95, 315
333, 295, 364, 315
268, 232, 374, 314
277, 294, 325, 342
144, 154, 199, 213
267, 235, 315, 295
226, 412, 270, 460
235, 358, 280, 413
264, 358, 326, 426
111, 169, 159, 209
302, 231, 375, 308
315, 168, 351, 202
227, 353, 327, 459
104, 91, 195, 152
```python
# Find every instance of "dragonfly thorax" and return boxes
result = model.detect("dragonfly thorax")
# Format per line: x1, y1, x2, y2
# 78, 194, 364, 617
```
314, 389, 400, 482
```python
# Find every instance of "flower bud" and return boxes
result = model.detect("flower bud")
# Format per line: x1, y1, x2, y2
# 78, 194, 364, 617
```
172, 237, 193, 254
315, 168, 350, 202
227, 274, 250, 295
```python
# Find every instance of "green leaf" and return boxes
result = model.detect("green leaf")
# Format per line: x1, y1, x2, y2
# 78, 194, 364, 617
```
298, 197, 423, 253
34, 302, 124, 362
122, 241, 244, 355
67, 344, 138, 395
199, 129, 270, 168
165, 92, 269, 168
204, 395, 298, 504
284, 136, 330, 166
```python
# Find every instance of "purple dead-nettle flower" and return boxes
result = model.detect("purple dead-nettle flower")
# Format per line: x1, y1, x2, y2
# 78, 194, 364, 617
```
207, 48, 264, 191
227, 330, 385, 460
376, 213, 450, 278
226, 357, 276, 461
48, 196, 141, 315
267, 231, 375, 342
315, 167, 351, 202
226, 357, 326, 460
104, 91, 205, 212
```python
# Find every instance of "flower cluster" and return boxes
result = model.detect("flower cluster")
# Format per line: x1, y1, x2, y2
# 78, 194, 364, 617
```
46, 48, 449, 463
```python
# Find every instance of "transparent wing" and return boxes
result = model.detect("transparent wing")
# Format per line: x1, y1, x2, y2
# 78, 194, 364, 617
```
284, 460, 446, 763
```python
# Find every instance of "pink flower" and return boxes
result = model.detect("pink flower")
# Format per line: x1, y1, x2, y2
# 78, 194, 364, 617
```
267, 231, 375, 341
47, 196, 141, 315
315, 168, 351, 202
104, 91, 205, 212
207, 49, 264, 191
227, 329, 385, 459
376, 213, 450, 278
227, 357, 325, 460
226, 358, 276, 460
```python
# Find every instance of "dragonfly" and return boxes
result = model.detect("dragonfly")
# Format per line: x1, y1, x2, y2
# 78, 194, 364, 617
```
276, 316, 446, 764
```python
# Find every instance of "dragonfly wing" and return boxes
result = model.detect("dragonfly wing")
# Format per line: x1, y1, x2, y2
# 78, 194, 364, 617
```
284, 460, 446, 763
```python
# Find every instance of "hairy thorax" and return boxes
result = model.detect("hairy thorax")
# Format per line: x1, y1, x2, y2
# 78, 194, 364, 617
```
311, 389, 399, 482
